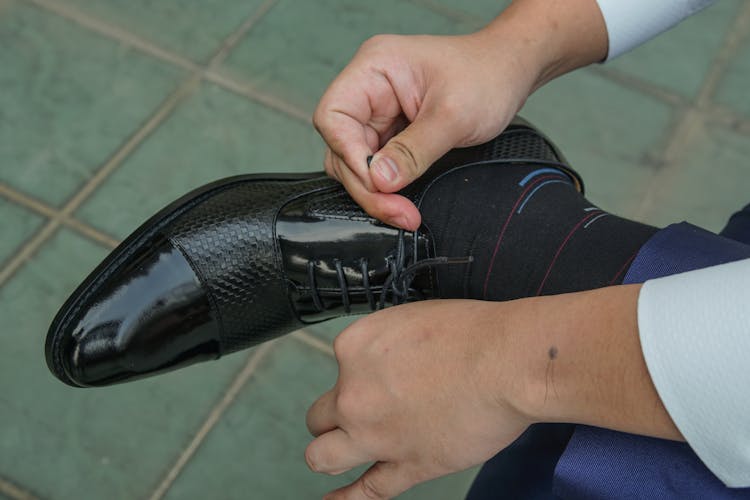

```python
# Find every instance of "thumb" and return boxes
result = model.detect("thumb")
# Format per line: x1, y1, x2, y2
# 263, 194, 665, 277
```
324, 462, 416, 500
369, 109, 464, 194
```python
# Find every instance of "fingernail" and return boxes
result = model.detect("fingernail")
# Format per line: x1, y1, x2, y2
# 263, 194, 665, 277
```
372, 156, 399, 183
389, 214, 410, 229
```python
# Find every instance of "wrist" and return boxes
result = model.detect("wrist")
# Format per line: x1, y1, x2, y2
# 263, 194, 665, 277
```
479, 0, 609, 91
508, 286, 682, 440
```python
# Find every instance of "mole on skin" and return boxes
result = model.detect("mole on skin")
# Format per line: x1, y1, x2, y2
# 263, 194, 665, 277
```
544, 346, 559, 403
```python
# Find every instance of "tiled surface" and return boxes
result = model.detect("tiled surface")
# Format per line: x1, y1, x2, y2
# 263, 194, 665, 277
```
607, 0, 742, 99
640, 123, 750, 232
715, 29, 750, 119
1, 0, 750, 498
0, 200, 43, 265
423, 0, 510, 20
62, 0, 268, 62
221, 0, 466, 113
0, 1, 185, 207
164, 338, 478, 499
77, 82, 325, 239
0, 229, 251, 499
522, 70, 673, 218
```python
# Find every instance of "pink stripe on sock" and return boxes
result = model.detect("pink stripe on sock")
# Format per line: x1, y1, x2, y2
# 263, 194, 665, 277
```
535, 210, 603, 296
482, 174, 566, 298
609, 250, 639, 285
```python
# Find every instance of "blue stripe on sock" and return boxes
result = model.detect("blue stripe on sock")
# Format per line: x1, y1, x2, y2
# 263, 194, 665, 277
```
517, 179, 570, 214
518, 168, 566, 186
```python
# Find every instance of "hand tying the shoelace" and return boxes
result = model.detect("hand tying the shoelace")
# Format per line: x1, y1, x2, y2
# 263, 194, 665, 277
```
305, 300, 533, 499
305, 289, 681, 500
312, 0, 607, 231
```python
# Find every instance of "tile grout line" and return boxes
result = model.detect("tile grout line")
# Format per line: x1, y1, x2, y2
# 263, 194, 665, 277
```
203, 71, 311, 123
0, 183, 119, 249
412, 0, 750, 139
0, 474, 40, 500
148, 342, 276, 500
633, 2, 750, 221
143, 5, 297, 499
706, 105, 750, 135
1, 199, 336, 499
23, 0, 198, 72
63, 76, 201, 215
291, 330, 335, 358
0, 76, 198, 287
0, 183, 57, 219
590, 66, 688, 108
62, 218, 120, 249
0, 0, 279, 287
26, 0, 750, 137
206, 0, 278, 69
21, 0, 310, 125
0, 219, 60, 287
409, 0, 750, 127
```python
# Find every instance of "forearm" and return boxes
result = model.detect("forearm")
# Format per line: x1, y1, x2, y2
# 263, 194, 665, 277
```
479, 0, 608, 92
501, 285, 683, 441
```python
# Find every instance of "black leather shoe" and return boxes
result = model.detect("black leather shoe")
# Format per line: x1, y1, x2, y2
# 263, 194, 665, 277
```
45, 117, 582, 387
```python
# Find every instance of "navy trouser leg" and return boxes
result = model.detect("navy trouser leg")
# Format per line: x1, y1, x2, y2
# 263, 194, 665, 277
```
465, 424, 573, 500
720, 203, 750, 244
467, 204, 750, 499
553, 221, 750, 500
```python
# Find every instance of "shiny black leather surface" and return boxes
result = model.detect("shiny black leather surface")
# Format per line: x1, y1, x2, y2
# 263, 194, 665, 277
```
165, 176, 333, 353
58, 236, 218, 387
277, 188, 433, 322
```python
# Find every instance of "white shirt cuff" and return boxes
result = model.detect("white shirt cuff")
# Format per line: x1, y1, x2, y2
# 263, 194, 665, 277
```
596, 0, 717, 60
638, 258, 750, 487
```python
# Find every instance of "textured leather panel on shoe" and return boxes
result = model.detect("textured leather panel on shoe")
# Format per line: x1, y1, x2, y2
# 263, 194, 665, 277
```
166, 177, 333, 353
481, 128, 558, 161
401, 126, 573, 202
302, 189, 373, 221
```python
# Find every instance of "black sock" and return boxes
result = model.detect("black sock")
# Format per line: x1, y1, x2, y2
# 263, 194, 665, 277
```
419, 163, 658, 301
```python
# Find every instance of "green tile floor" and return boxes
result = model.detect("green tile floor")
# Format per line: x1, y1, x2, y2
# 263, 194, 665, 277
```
1, 0, 749, 498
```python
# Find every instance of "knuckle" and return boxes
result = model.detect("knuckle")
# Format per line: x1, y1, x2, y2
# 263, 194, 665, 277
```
312, 108, 325, 133
325, 163, 340, 182
332, 332, 352, 361
360, 33, 392, 52
360, 476, 386, 499
334, 389, 361, 420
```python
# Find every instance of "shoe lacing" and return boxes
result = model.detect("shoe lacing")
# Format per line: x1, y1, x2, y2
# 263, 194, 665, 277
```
306, 229, 473, 313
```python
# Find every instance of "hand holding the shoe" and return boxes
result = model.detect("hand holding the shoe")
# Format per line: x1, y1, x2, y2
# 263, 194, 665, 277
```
305, 299, 533, 500
306, 288, 682, 500
313, 0, 608, 231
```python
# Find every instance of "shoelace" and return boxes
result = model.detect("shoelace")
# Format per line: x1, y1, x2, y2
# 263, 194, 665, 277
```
306, 229, 473, 313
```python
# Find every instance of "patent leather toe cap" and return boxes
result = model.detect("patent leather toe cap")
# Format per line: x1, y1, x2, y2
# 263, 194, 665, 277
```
46, 236, 220, 387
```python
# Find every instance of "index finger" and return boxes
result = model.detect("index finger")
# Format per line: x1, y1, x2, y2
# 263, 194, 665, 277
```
314, 66, 378, 192
307, 388, 338, 437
